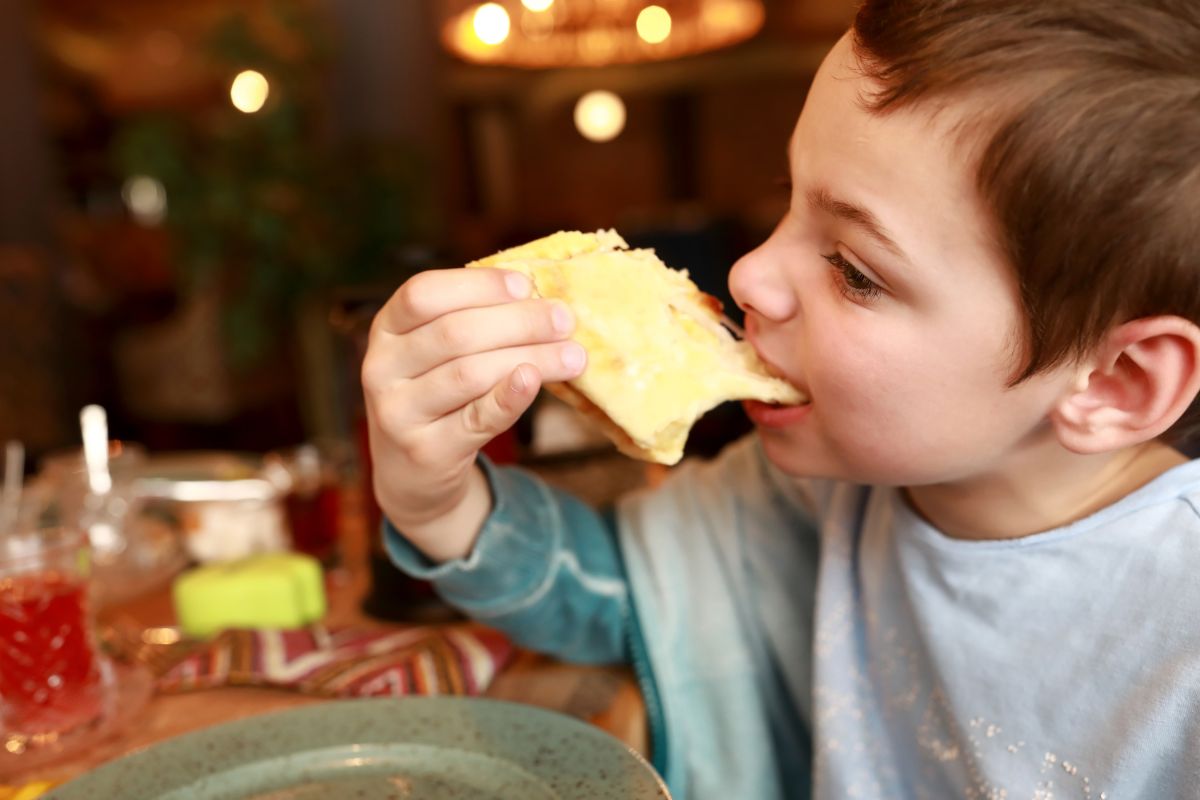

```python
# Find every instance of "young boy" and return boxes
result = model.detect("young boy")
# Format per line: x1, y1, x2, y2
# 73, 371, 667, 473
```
361, 1, 1200, 797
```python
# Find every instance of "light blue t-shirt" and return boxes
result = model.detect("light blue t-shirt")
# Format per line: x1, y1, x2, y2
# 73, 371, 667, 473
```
386, 435, 1200, 799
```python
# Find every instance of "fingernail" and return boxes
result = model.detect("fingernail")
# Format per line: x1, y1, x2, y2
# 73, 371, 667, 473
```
505, 272, 531, 299
551, 302, 574, 334
510, 365, 528, 392
561, 342, 586, 373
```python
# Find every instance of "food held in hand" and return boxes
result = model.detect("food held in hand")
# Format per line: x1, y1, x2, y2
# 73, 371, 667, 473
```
470, 229, 804, 464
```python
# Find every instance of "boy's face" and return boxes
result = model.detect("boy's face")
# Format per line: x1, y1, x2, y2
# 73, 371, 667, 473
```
730, 34, 1076, 485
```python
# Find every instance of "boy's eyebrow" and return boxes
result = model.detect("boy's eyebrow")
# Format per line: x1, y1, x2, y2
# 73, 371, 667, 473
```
806, 186, 910, 263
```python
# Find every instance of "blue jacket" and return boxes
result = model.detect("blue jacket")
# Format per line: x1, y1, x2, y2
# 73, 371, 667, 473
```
387, 435, 1200, 799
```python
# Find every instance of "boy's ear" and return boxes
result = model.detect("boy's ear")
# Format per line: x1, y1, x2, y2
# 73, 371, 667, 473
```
1051, 316, 1200, 454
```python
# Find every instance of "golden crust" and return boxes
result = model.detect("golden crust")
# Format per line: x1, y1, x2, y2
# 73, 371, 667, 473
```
541, 382, 658, 462
468, 229, 803, 464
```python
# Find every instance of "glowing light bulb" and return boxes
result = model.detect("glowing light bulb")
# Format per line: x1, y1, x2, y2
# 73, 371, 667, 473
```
521, 0, 554, 10
574, 91, 626, 142
636, 5, 672, 44
121, 175, 167, 225
230, 70, 269, 113
473, 3, 511, 45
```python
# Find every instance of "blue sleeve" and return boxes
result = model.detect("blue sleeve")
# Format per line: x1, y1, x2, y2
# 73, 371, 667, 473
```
382, 456, 631, 665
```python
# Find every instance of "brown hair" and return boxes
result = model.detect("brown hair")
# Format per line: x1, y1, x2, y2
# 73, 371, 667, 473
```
852, 0, 1200, 440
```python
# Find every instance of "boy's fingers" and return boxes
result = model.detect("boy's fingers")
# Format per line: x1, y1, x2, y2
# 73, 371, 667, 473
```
437, 364, 543, 462
400, 299, 574, 378
374, 268, 532, 336
411, 341, 586, 420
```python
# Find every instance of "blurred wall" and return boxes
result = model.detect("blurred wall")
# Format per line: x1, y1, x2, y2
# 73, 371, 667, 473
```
0, 0, 71, 460
325, 0, 441, 150
440, 34, 832, 262
0, 0, 56, 246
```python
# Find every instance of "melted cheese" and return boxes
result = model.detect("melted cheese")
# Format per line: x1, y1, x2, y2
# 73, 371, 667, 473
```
469, 230, 803, 464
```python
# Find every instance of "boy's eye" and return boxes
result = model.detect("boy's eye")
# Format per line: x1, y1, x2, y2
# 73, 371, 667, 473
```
822, 252, 882, 301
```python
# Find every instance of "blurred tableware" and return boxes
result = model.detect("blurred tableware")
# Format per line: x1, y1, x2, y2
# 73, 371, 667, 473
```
76, 406, 129, 567
38, 437, 147, 568
47, 697, 671, 800
0, 526, 152, 778
266, 443, 344, 566
1, 528, 103, 736
131, 452, 288, 564
78, 406, 111, 497
96, 623, 184, 680
37, 440, 146, 521
34, 441, 186, 610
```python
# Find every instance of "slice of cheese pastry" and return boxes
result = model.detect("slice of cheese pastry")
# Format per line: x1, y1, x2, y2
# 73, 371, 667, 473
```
468, 229, 805, 465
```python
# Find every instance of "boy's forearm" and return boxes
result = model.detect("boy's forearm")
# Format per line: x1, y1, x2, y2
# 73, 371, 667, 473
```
382, 461, 631, 666
379, 464, 492, 564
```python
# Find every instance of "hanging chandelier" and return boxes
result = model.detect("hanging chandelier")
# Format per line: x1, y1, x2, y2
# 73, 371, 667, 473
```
439, 0, 766, 69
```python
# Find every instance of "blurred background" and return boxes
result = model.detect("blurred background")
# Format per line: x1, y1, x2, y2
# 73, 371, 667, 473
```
1, 0, 856, 469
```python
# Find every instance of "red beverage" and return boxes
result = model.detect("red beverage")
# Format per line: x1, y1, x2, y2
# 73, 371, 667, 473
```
285, 485, 341, 564
0, 571, 102, 734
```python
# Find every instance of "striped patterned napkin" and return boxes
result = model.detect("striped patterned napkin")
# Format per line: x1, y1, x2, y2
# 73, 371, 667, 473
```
147, 624, 514, 698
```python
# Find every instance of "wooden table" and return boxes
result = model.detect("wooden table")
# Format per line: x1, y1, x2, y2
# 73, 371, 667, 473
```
7, 483, 646, 787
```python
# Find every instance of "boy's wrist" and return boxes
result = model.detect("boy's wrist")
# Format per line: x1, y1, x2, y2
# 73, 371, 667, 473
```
383, 459, 573, 614
383, 464, 493, 564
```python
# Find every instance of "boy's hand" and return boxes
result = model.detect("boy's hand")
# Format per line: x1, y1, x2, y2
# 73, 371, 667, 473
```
361, 267, 586, 561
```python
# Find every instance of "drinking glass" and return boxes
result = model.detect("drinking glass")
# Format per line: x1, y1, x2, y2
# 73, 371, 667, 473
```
0, 527, 106, 742
269, 443, 344, 567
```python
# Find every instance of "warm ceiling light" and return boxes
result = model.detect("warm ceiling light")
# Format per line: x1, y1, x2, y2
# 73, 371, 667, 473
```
122, 175, 167, 226
473, 3, 511, 45
229, 70, 269, 113
636, 6, 672, 44
574, 90, 626, 142
440, 0, 765, 68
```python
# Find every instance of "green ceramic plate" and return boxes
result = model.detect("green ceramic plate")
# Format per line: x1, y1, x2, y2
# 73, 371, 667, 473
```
47, 697, 671, 800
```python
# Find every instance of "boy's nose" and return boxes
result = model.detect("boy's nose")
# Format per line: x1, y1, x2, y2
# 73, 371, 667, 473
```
729, 241, 799, 323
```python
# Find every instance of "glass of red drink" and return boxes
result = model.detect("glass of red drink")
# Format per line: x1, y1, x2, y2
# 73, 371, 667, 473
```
272, 443, 344, 567
0, 527, 107, 742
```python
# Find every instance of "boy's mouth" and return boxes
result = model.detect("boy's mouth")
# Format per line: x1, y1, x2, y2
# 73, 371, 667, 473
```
742, 398, 813, 428
739, 341, 811, 427
744, 339, 810, 406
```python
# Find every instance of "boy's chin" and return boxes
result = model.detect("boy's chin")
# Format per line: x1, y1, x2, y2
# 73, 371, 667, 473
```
756, 433, 832, 478
756, 433, 912, 485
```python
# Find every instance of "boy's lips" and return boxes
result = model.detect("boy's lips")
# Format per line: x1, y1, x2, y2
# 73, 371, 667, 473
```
744, 338, 811, 428
746, 338, 808, 398
743, 398, 812, 429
